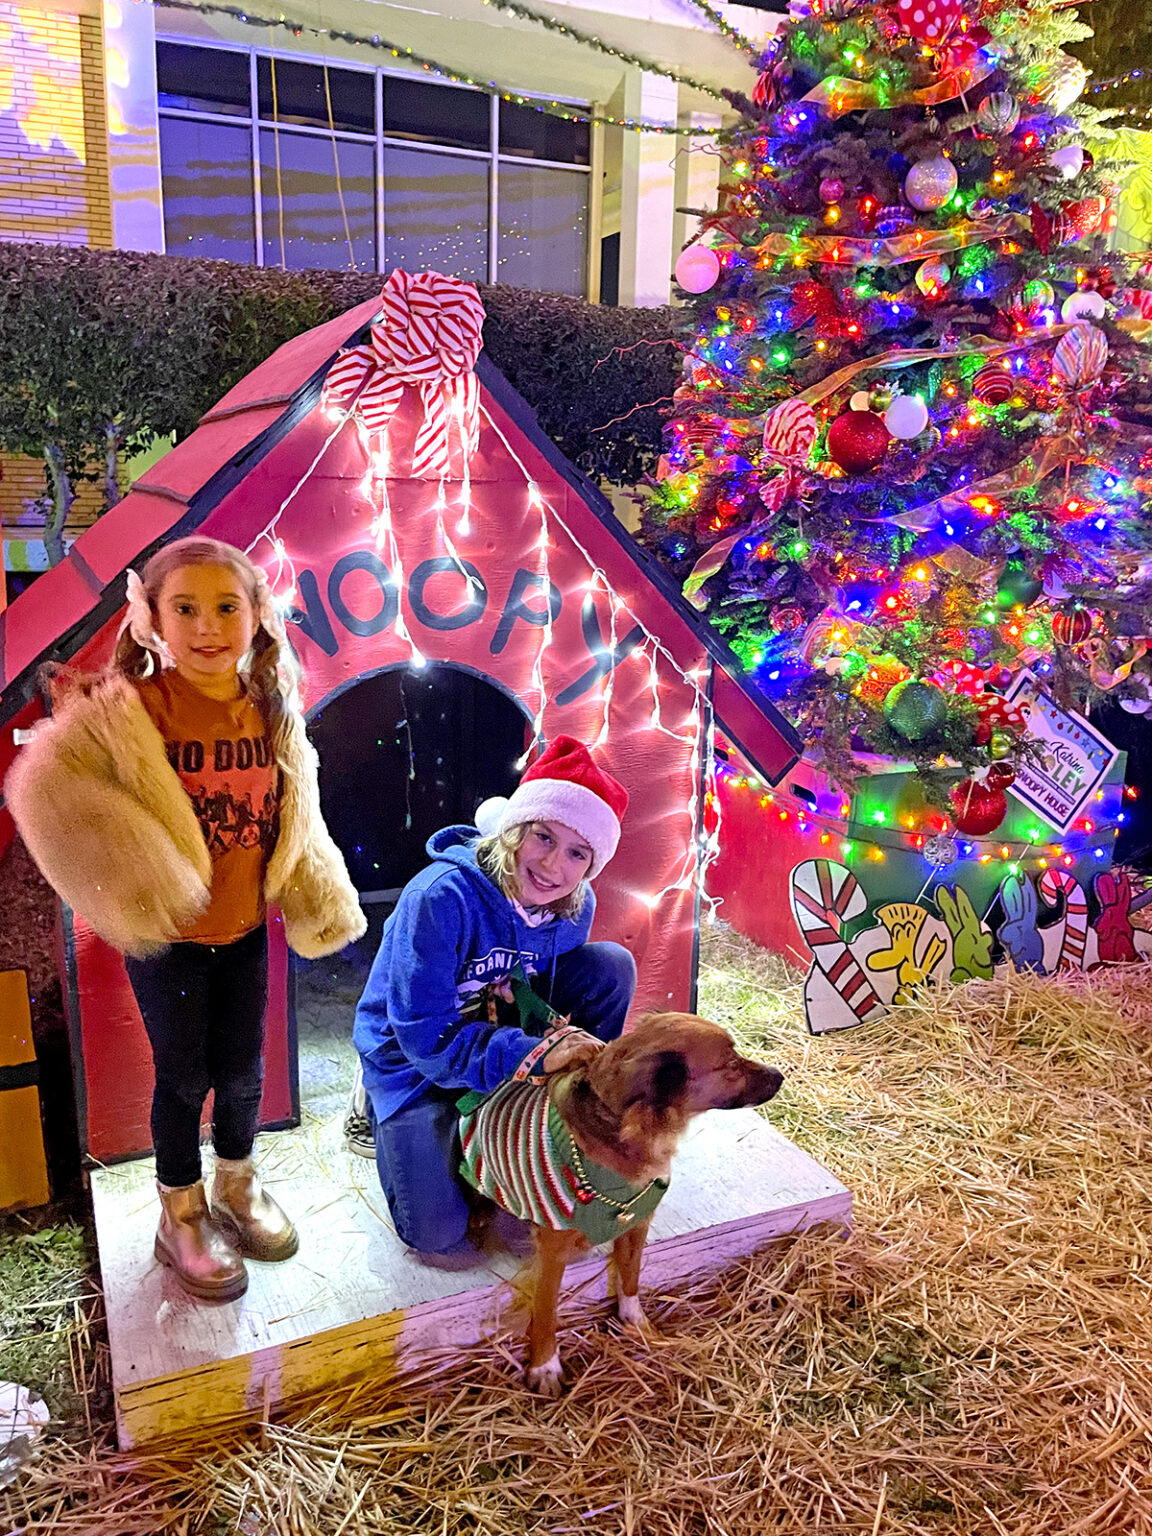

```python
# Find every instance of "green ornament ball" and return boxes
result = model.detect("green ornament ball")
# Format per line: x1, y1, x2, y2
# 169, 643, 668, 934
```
883, 679, 948, 741
996, 553, 1043, 609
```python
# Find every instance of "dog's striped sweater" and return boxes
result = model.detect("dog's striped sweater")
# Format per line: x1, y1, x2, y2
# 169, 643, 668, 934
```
459, 1079, 669, 1247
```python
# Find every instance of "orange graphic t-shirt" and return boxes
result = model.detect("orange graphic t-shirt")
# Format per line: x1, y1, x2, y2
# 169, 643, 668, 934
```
136, 671, 280, 944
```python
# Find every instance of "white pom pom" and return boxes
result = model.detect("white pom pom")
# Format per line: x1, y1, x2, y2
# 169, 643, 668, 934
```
474, 797, 509, 838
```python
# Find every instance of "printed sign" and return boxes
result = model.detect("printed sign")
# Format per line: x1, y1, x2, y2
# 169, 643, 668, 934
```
1005, 672, 1120, 833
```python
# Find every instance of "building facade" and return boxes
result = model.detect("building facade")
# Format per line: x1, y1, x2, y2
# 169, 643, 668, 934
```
0, 0, 775, 578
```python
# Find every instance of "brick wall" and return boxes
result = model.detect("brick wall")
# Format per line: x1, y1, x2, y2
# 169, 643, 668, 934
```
0, 1, 112, 247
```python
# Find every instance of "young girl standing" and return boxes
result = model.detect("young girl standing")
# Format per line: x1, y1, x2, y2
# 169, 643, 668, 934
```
7, 537, 365, 1303
353, 736, 636, 1255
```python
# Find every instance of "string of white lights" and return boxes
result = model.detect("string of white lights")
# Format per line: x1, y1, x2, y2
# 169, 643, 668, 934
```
476, 402, 723, 906
526, 478, 553, 757
362, 427, 426, 669
244, 404, 354, 595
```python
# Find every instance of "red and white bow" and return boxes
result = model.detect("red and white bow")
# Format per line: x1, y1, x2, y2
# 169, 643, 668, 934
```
321, 269, 486, 478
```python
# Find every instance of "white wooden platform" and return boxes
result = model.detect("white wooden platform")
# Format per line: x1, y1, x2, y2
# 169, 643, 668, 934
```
90, 1107, 851, 1447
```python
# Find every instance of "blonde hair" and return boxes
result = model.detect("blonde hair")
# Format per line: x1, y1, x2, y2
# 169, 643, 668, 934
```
476, 823, 589, 922
111, 537, 302, 764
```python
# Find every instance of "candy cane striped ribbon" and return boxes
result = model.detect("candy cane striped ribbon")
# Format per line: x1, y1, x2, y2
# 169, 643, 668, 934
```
320, 269, 486, 478
1037, 869, 1088, 971
791, 859, 886, 1023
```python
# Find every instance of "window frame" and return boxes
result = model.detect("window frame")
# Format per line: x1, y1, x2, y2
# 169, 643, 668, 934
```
155, 36, 598, 295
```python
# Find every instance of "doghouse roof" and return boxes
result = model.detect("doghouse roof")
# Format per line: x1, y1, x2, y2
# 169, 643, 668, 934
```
0, 296, 801, 783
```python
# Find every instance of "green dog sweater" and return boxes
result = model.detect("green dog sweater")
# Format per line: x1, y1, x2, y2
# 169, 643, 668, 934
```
458, 1079, 669, 1247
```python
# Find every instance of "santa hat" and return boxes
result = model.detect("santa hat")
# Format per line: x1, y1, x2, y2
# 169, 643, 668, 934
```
474, 736, 628, 878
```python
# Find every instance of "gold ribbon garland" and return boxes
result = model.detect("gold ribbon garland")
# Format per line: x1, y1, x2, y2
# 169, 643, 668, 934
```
800, 56, 997, 118
752, 216, 1019, 271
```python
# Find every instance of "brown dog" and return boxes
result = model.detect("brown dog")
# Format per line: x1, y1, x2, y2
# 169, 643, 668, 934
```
459, 1012, 783, 1395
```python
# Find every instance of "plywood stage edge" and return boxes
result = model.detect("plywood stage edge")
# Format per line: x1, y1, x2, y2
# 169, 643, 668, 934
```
90, 1107, 851, 1447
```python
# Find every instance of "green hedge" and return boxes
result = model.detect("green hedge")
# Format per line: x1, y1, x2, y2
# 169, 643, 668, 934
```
0, 244, 679, 562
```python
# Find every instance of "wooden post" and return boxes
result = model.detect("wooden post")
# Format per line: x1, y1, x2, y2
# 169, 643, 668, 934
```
0, 970, 50, 1212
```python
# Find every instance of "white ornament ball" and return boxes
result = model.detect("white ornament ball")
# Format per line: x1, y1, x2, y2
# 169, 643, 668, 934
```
675, 244, 721, 294
884, 394, 930, 440
1049, 144, 1085, 181
915, 256, 951, 295
904, 154, 958, 212
1060, 289, 1107, 324
850, 390, 872, 412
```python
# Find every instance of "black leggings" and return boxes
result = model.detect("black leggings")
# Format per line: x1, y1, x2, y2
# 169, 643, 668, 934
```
125, 924, 268, 1187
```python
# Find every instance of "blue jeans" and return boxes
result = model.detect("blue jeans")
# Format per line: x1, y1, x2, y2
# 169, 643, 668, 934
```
369, 940, 636, 1253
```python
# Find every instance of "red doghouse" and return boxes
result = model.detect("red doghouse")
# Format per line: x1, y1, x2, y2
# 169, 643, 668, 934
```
0, 293, 801, 1165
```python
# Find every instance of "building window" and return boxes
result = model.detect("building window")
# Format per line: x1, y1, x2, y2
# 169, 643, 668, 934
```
159, 117, 255, 262
382, 146, 490, 285
259, 130, 376, 271
155, 40, 593, 295
496, 161, 587, 294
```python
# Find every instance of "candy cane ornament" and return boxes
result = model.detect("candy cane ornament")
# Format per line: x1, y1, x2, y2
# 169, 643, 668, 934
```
1037, 869, 1088, 971
790, 860, 887, 1025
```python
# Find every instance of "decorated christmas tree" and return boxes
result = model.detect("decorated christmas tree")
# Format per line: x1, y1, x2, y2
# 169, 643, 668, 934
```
642, 0, 1152, 838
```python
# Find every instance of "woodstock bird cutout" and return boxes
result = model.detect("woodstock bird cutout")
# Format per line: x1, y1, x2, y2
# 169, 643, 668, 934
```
789, 858, 1152, 1034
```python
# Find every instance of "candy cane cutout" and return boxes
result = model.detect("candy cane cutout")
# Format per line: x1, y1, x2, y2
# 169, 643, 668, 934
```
1037, 868, 1088, 971
790, 860, 887, 1023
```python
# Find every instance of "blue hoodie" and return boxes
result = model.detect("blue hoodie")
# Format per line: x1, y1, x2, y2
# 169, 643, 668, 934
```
353, 826, 596, 1121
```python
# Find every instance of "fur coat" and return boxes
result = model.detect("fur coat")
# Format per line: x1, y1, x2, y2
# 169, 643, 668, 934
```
5, 675, 366, 960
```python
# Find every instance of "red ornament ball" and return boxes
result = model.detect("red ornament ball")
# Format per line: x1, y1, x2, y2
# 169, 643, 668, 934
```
950, 778, 1008, 836
1052, 607, 1094, 646
972, 363, 1014, 405
770, 602, 807, 633
826, 410, 891, 475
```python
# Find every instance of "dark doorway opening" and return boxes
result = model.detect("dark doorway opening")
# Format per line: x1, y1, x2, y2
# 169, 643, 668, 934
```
308, 663, 530, 901
293, 665, 530, 1123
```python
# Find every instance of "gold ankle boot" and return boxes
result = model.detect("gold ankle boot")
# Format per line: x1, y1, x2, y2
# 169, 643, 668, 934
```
211, 1157, 298, 1262
155, 1180, 248, 1302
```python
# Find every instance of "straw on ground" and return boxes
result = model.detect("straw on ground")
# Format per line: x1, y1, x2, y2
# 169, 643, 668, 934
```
4, 927, 1152, 1534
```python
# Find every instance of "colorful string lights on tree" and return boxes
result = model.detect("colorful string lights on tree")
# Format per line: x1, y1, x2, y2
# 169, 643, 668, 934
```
641, 0, 1152, 838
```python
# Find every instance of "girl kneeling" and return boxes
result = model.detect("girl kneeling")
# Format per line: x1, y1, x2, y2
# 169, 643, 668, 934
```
353, 736, 636, 1254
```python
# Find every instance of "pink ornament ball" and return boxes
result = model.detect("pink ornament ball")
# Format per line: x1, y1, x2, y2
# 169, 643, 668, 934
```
819, 177, 845, 205
675, 244, 721, 294
826, 410, 891, 475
